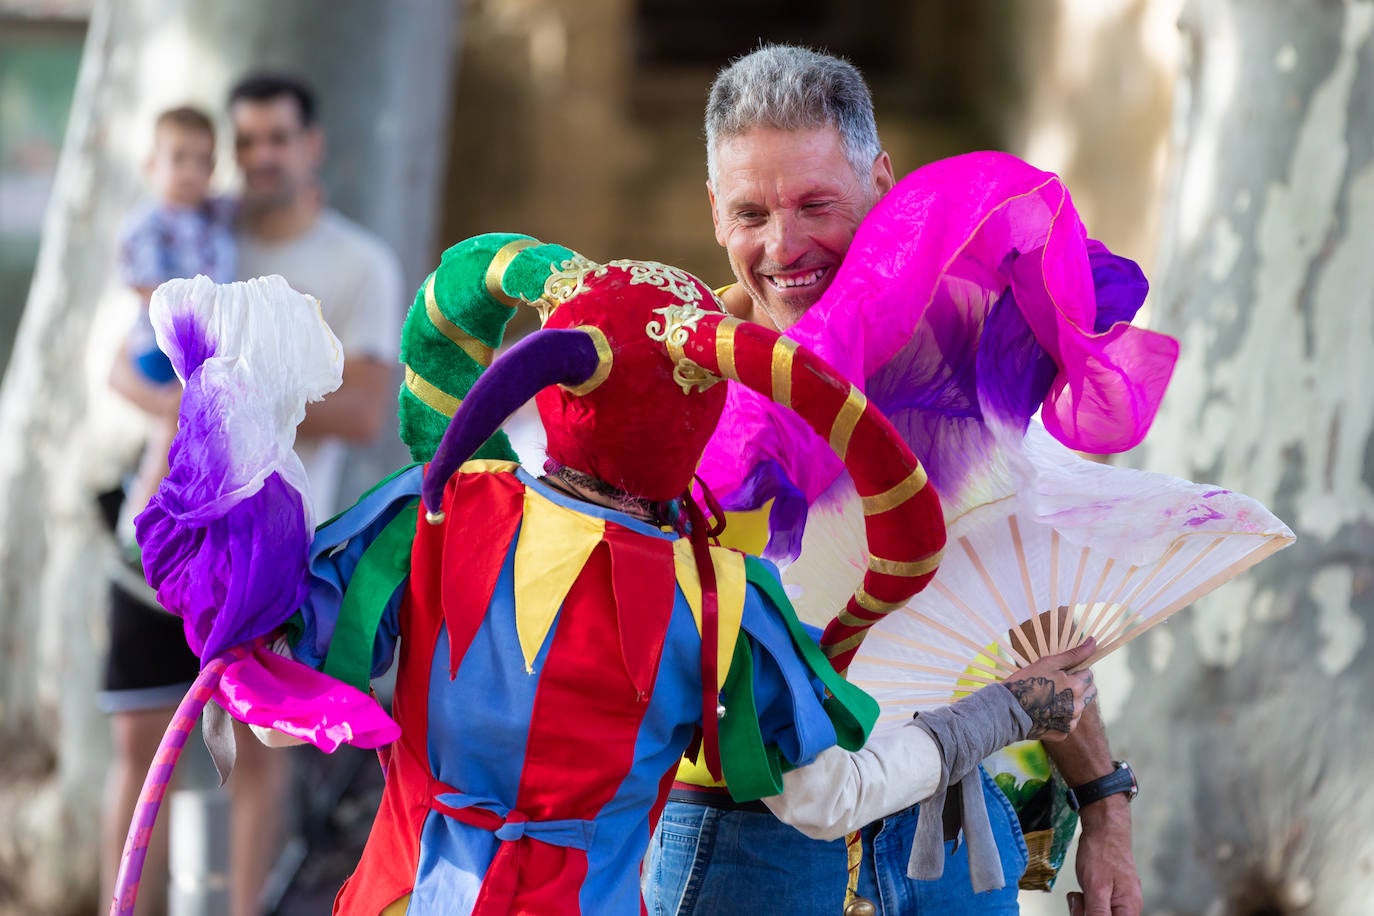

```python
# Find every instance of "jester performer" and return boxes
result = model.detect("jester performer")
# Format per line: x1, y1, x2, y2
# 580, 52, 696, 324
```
112, 238, 1096, 916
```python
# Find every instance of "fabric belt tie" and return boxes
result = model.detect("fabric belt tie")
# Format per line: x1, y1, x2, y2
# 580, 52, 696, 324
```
430, 788, 595, 851
427, 782, 594, 912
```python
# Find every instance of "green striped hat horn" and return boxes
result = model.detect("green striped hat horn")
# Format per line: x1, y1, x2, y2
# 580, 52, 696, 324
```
399, 233, 596, 462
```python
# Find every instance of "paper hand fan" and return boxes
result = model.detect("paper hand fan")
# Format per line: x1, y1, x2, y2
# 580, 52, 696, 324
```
800, 423, 1296, 726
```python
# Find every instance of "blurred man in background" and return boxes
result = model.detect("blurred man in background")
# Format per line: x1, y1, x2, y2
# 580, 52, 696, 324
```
223, 71, 403, 916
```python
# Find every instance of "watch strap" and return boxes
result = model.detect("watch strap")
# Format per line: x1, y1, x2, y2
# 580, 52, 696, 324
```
1065, 760, 1137, 811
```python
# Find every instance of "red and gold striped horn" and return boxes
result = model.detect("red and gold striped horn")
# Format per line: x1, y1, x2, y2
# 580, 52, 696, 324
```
676, 314, 946, 673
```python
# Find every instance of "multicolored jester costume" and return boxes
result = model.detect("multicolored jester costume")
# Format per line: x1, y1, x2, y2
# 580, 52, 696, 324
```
111, 239, 950, 914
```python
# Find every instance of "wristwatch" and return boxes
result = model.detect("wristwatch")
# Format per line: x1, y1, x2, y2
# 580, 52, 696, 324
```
1065, 760, 1138, 811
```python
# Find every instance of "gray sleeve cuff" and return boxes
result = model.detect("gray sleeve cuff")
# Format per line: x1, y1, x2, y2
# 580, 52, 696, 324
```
910, 683, 1033, 789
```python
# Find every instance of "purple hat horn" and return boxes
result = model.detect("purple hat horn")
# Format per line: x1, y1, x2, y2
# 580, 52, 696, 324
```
422, 327, 606, 519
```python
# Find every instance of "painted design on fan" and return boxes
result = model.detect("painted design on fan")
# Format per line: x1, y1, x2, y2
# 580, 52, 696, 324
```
1184, 504, 1227, 526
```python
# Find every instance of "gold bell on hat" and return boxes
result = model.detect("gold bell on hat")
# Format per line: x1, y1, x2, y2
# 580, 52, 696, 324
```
843, 897, 877, 916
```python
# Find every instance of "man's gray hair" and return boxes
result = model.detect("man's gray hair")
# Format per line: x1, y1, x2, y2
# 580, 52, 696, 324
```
705, 44, 881, 186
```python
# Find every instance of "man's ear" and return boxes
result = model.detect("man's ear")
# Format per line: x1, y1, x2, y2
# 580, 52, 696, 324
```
872, 151, 895, 198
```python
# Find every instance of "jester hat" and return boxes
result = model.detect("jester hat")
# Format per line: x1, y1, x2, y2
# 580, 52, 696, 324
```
399, 233, 589, 462
418, 243, 947, 675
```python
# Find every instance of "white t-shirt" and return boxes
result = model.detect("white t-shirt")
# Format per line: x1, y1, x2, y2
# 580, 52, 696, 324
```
238, 209, 403, 518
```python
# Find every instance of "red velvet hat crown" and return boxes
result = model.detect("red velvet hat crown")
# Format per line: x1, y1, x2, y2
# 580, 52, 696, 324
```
536, 260, 730, 502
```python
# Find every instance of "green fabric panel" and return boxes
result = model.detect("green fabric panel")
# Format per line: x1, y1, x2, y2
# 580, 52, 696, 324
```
718, 635, 786, 801
743, 556, 879, 753
321, 501, 418, 692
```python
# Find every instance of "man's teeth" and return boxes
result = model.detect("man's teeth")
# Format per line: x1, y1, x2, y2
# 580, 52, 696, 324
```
769, 269, 824, 289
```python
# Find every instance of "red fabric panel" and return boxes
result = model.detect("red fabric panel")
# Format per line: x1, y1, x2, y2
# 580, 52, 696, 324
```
438, 470, 525, 676
602, 524, 677, 700
683, 499, 723, 780
472, 841, 588, 916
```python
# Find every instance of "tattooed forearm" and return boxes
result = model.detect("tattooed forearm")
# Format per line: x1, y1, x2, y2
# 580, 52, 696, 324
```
1006, 676, 1075, 740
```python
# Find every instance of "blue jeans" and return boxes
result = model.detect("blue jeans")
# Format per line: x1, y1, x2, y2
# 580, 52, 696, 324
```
645, 767, 1027, 915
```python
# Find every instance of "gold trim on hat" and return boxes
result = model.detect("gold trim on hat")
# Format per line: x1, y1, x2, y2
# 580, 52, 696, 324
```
560, 326, 614, 396
822, 630, 868, 658
770, 337, 798, 409
672, 358, 722, 395
868, 551, 943, 578
834, 607, 876, 629
853, 586, 907, 614
425, 274, 496, 367
485, 237, 539, 310
860, 466, 930, 516
404, 365, 462, 417
714, 318, 740, 381
535, 253, 603, 322
829, 385, 867, 458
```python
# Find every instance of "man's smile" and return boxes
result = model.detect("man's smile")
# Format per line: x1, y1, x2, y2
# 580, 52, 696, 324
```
764, 267, 828, 291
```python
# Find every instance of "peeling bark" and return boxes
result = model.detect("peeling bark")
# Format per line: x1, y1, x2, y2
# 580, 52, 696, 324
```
1110, 1, 1374, 912
0, 1, 455, 910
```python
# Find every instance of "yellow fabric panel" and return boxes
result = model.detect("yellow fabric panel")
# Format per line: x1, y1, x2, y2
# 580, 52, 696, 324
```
485, 237, 539, 309
380, 895, 409, 916
425, 272, 495, 366
860, 465, 930, 515
512, 488, 606, 672
458, 459, 521, 475
676, 745, 726, 787
672, 539, 746, 688
715, 503, 773, 556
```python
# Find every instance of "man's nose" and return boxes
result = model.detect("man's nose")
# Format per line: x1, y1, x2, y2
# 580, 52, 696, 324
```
763, 212, 807, 266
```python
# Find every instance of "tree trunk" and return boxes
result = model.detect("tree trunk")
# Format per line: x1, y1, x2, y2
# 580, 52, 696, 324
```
1111, 1, 1374, 912
0, 1, 456, 911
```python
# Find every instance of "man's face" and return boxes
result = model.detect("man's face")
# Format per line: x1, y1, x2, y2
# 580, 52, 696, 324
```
148, 125, 214, 208
709, 125, 893, 330
231, 96, 321, 208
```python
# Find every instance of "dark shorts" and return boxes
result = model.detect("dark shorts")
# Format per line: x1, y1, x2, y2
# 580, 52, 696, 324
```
98, 578, 201, 713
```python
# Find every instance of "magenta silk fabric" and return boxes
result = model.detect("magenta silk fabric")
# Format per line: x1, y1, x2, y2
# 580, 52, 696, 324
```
697, 152, 1178, 549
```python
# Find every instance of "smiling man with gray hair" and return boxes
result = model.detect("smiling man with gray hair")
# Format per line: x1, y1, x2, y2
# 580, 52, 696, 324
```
643, 44, 1144, 916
